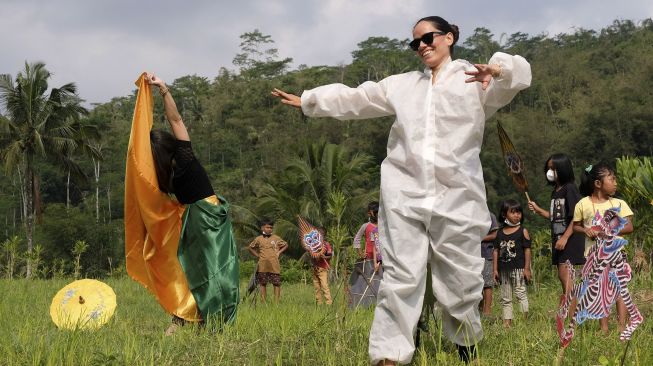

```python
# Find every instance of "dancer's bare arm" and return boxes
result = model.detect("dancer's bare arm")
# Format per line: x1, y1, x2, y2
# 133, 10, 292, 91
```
145, 72, 190, 141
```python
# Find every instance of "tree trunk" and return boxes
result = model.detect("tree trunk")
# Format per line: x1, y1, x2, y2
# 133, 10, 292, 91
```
239, 146, 245, 191
93, 158, 100, 222
66, 170, 71, 210
24, 159, 35, 279
33, 175, 42, 222
17, 168, 26, 223
106, 185, 111, 222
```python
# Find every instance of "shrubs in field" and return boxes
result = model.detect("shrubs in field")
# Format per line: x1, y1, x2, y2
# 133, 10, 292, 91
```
240, 258, 312, 284
617, 156, 653, 265
3, 155, 651, 281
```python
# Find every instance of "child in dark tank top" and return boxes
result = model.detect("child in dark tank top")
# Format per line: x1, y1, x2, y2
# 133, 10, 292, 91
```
493, 199, 532, 328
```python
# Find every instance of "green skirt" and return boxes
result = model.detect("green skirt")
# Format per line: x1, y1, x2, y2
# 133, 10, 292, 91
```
177, 196, 240, 324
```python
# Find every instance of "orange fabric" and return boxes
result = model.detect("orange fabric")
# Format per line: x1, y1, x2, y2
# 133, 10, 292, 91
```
124, 73, 200, 322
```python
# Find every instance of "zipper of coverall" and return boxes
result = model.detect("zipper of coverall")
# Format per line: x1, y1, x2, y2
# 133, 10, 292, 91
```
425, 71, 439, 225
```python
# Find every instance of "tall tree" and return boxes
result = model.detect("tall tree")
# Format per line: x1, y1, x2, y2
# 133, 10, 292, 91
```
252, 142, 377, 252
0, 62, 87, 277
232, 29, 293, 79
463, 27, 501, 63
348, 36, 421, 83
62, 118, 101, 210
169, 75, 211, 125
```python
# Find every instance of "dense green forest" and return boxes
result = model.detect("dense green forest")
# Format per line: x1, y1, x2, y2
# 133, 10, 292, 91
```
1, 19, 652, 278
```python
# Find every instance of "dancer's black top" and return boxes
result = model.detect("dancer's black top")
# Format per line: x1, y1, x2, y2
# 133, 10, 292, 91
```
172, 140, 214, 204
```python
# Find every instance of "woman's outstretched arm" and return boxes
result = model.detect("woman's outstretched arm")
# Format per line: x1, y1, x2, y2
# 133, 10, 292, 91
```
272, 79, 394, 121
145, 72, 190, 141
468, 53, 532, 119
271, 88, 301, 108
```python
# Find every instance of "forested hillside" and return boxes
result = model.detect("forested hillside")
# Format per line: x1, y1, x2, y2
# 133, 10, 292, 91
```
2, 19, 652, 277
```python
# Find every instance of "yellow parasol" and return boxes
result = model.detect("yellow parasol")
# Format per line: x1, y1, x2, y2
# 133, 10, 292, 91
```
50, 279, 117, 330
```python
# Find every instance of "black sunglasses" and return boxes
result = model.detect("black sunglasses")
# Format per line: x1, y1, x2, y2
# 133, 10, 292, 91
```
409, 31, 447, 51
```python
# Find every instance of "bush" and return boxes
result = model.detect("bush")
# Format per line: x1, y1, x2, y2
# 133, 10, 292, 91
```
617, 156, 653, 257
240, 259, 257, 281
530, 228, 557, 285
280, 258, 311, 284
34, 204, 124, 278
241, 257, 312, 284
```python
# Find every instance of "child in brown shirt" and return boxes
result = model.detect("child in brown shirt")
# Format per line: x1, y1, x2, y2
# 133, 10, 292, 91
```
248, 218, 288, 303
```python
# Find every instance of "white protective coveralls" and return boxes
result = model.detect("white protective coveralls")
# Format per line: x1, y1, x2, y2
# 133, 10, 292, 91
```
301, 52, 531, 364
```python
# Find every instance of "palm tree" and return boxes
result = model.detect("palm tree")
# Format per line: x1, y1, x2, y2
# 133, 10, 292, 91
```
250, 142, 377, 254
0, 62, 87, 278
63, 118, 102, 216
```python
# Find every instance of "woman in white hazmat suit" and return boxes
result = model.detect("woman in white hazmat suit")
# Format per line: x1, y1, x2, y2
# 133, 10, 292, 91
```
272, 16, 531, 365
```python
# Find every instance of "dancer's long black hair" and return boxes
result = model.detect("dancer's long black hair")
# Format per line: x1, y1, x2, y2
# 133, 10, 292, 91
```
150, 129, 176, 194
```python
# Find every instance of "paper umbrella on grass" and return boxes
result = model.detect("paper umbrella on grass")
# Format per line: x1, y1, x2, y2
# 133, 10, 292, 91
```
50, 279, 117, 330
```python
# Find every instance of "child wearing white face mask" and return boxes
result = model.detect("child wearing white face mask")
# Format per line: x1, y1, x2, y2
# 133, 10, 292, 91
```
528, 154, 585, 301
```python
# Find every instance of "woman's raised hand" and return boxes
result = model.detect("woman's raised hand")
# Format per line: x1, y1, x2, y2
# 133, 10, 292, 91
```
145, 72, 165, 88
464, 64, 501, 90
271, 88, 301, 109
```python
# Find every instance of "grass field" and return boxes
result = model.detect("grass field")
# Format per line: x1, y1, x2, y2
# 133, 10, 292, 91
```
1, 271, 652, 365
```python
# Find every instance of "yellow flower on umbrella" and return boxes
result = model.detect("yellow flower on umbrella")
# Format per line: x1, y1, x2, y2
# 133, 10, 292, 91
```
50, 279, 117, 330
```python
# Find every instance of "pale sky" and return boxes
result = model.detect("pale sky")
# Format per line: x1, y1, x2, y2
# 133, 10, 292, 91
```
1, 0, 651, 106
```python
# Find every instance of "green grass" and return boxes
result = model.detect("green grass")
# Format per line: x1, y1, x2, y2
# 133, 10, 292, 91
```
1, 272, 652, 365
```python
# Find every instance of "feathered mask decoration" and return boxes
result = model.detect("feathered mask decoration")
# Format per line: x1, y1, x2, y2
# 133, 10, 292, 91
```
297, 216, 325, 258
497, 120, 531, 201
